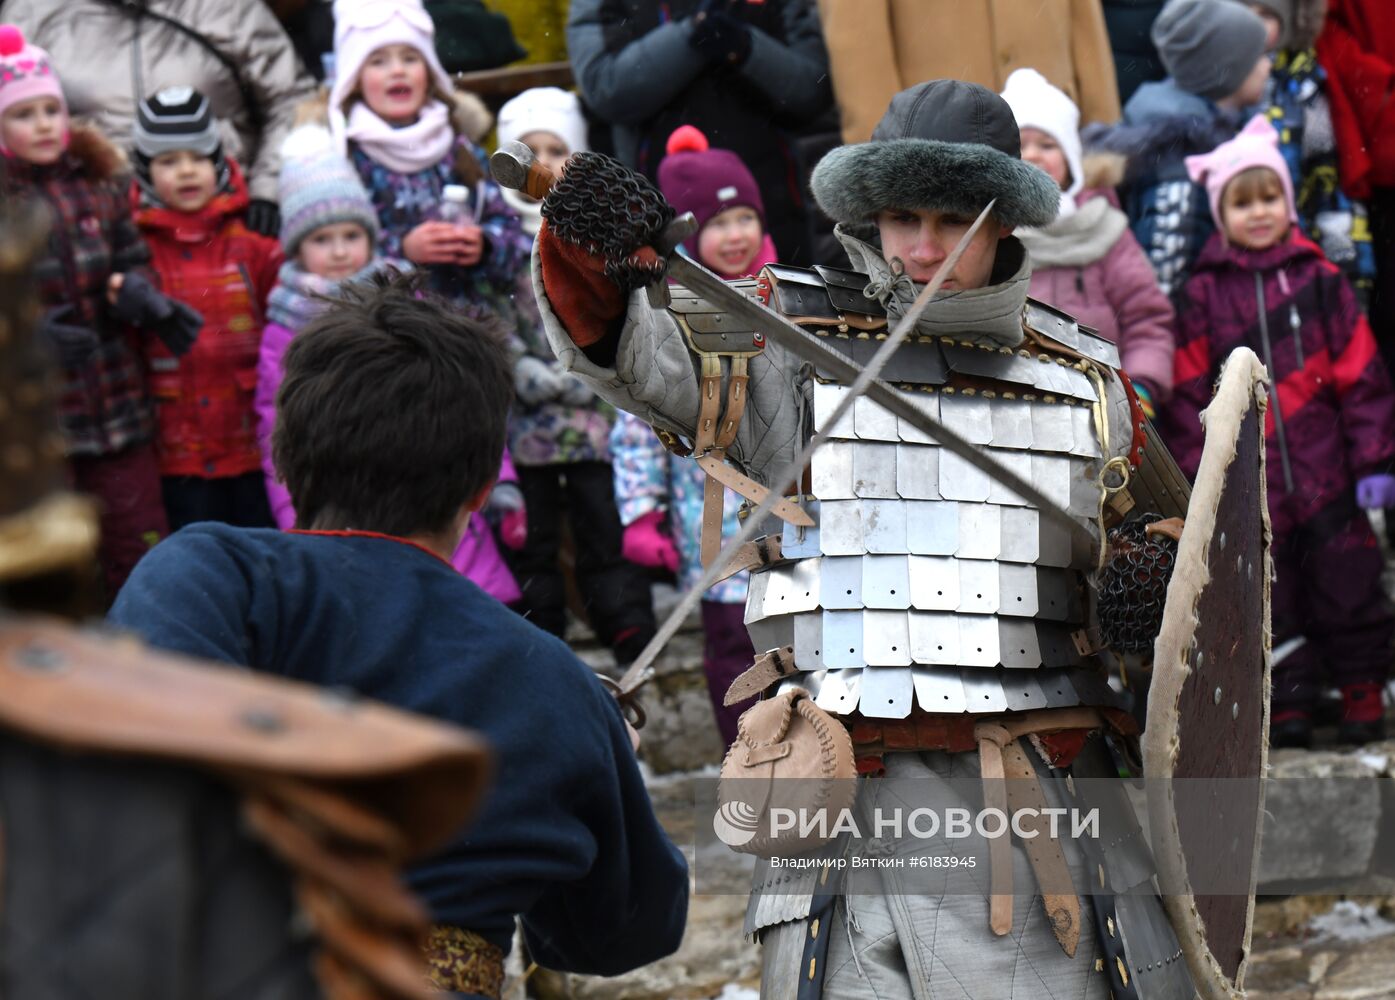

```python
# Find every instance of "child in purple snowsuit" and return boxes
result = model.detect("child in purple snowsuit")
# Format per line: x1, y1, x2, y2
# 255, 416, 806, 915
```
256, 123, 521, 604
1169, 114, 1395, 747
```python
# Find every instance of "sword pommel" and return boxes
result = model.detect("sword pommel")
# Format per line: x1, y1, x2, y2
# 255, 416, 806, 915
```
489, 141, 556, 201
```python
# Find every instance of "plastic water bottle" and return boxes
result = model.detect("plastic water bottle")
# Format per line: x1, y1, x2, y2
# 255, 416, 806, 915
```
438, 184, 475, 228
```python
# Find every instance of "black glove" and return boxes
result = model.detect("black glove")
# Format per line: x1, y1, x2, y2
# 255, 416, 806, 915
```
39, 305, 100, 368
689, 1, 752, 68
112, 272, 205, 357
541, 150, 676, 292
245, 198, 280, 237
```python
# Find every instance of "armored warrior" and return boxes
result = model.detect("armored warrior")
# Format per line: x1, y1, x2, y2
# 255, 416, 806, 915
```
525, 79, 1267, 999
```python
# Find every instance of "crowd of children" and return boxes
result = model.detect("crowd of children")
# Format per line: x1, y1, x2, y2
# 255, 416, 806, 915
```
5, 0, 1395, 749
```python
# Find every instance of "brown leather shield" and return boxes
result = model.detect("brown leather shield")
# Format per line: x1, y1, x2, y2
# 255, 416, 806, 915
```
1144, 348, 1271, 1000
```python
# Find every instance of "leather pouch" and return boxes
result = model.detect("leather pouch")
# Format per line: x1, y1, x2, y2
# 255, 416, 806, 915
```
716, 688, 856, 857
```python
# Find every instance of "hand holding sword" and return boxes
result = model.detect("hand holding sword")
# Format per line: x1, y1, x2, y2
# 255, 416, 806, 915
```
490, 142, 1097, 726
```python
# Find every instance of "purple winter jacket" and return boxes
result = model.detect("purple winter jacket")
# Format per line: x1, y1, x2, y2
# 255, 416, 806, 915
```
254, 318, 523, 604
1024, 189, 1177, 398
1169, 231, 1395, 537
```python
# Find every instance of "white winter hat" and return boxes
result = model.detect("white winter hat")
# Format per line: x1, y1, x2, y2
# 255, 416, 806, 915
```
1000, 68, 1085, 217
327, 0, 454, 154
497, 87, 589, 157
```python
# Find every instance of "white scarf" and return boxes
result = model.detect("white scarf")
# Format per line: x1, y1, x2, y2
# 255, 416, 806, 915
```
343, 99, 454, 174
1016, 197, 1130, 269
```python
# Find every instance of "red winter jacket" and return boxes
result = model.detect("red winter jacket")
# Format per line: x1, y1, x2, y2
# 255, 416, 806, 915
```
1316, 0, 1395, 198
1169, 231, 1395, 536
134, 159, 283, 478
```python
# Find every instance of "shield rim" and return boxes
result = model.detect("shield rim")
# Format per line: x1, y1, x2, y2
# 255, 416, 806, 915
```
1143, 347, 1272, 1000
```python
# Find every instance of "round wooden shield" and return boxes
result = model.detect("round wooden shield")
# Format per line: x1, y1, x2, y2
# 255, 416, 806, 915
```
1144, 348, 1271, 1000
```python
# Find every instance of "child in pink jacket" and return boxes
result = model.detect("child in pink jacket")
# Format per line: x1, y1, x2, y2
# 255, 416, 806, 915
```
1002, 68, 1177, 418
256, 124, 521, 603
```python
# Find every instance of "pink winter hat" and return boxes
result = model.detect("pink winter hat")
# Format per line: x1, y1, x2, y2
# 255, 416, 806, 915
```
657, 125, 765, 234
1185, 113, 1297, 234
0, 24, 66, 122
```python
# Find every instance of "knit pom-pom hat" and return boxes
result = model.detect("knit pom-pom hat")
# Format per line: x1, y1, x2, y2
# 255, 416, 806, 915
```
0, 24, 66, 128
277, 124, 380, 256
656, 125, 765, 234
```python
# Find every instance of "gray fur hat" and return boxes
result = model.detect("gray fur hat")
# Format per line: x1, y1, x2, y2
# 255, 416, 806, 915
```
810, 79, 1060, 229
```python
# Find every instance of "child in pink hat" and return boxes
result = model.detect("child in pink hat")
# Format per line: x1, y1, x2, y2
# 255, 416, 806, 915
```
1168, 112, 1395, 748
0, 24, 199, 599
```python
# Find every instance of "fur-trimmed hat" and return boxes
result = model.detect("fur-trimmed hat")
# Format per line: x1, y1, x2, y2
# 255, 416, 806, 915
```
810, 79, 1059, 230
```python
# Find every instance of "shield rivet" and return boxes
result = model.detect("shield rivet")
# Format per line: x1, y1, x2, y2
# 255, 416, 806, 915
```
1214, 686, 1222, 704
1237, 554, 1244, 572
1219, 532, 1226, 549
1232, 702, 1239, 720
1196, 652, 1204, 672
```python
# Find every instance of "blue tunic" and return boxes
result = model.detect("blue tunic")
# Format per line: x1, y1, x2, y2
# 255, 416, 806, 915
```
109, 523, 689, 974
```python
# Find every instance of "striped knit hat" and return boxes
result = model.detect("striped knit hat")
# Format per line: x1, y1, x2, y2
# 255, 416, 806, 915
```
132, 86, 229, 195
277, 123, 380, 256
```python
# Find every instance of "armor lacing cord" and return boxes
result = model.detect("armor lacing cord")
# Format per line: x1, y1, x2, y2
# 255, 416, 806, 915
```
861, 259, 917, 313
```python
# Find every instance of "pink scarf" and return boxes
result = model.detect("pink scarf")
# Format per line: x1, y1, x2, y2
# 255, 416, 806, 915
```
343, 99, 454, 174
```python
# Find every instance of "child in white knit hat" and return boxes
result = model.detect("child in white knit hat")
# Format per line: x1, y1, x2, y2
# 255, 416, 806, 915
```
327, 0, 530, 310
496, 86, 589, 237
1002, 67, 1177, 419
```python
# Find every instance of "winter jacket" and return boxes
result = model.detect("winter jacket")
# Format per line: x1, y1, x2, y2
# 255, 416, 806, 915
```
350, 133, 531, 311
1102, 0, 1166, 106
134, 158, 283, 480
255, 275, 522, 605
1316, 0, 1395, 198
1264, 48, 1377, 301
5, 0, 316, 204
567, 0, 832, 264
1085, 79, 1248, 298
609, 410, 747, 603
1, 125, 154, 457
1169, 231, 1395, 537
1022, 187, 1177, 397
818, 0, 1120, 144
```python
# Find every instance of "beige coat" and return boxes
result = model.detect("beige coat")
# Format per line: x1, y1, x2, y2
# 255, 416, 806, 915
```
818, 0, 1121, 143
6, 0, 316, 202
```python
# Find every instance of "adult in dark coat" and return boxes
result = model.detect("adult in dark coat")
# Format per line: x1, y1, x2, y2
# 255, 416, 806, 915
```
1103, 0, 1167, 103
567, 0, 833, 266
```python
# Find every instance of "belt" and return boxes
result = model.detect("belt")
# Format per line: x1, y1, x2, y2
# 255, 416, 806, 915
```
849, 705, 1135, 957
425, 925, 505, 999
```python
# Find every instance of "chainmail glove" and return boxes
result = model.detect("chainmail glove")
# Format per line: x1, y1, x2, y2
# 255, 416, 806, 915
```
540, 150, 676, 294
1097, 513, 1181, 655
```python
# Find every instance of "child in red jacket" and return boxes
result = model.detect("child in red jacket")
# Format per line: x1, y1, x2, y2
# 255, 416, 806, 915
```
1168, 114, 1395, 748
131, 87, 284, 529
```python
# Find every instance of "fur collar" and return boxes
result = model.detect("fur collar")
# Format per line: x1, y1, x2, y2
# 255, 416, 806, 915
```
2, 124, 128, 185
835, 225, 1031, 348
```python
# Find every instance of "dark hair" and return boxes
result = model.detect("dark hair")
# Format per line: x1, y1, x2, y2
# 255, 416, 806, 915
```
272, 272, 513, 537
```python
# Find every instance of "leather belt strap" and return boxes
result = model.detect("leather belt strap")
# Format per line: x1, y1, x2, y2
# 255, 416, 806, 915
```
724, 645, 797, 705
712, 534, 784, 584
972, 707, 1100, 956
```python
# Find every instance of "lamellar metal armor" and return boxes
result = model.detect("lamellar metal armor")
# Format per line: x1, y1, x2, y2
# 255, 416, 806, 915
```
665, 260, 1190, 719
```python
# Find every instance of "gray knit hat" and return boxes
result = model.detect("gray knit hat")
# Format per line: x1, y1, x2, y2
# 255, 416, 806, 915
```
277, 124, 379, 257
1152, 0, 1268, 101
810, 80, 1059, 230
